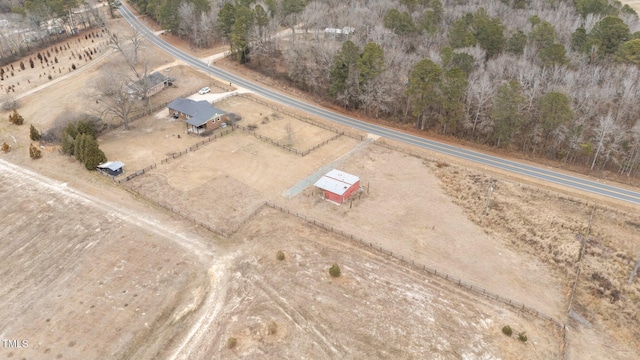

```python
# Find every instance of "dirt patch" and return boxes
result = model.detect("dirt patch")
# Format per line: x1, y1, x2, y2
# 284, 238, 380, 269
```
432, 159, 640, 358
125, 132, 360, 233
215, 95, 339, 152
0, 159, 214, 360
183, 207, 562, 359
285, 144, 567, 320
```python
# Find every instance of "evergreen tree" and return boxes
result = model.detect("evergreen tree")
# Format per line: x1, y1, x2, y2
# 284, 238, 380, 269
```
506, 31, 527, 55
29, 143, 42, 159
491, 80, 525, 147
571, 27, 590, 52
329, 41, 361, 101
357, 42, 385, 87
536, 91, 573, 136
30, 124, 41, 141
8, 109, 24, 125
77, 120, 97, 138
408, 59, 442, 130
217, 2, 236, 39
82, 136, 107, 170
449, 17, 477, 48
472, 9, 505, 59
539, 43, 567, 66
530, 21, 556, 50
74, 133, 88, 163
439, 67, 468, 135
616, 39, 640, 65
230, 5, 254, 63
384, 9, 416, 35
591, 16, 630, 55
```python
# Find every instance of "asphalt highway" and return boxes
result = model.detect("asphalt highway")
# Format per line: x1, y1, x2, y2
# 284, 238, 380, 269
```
118, 4, 640, 206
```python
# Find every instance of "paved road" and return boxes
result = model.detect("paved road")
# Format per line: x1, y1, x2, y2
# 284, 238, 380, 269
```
118, 4, 640, 206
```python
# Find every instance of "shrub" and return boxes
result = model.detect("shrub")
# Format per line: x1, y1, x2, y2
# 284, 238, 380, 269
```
8, 109, 24, 125
30, 124, 41, 141
501, 325, 512, 337
267, 321, 277, 335
329, 263, 341, 277
227, 337, 237, 349
517, 332, 527, 343
276, 250, 285, 261
1, 142, 10, 152
29, 143, 42, 159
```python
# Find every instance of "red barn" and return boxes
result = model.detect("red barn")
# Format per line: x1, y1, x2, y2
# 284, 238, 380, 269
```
314, 169, 360, 204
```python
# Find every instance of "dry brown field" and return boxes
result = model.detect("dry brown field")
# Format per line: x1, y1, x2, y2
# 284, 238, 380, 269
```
0, 5, 638, 360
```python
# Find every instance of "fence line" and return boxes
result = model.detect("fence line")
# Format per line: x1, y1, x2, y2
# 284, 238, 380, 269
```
212, 91, 239, 104
301, 132, 342, 156
116, 128, 235, 183
234, 123, 303, 155
236, 94, 366, 142
262, 201, 565, 330
118, 183, 268, 239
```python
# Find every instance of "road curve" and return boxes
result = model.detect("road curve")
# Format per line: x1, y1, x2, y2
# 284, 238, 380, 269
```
118, 4, 640, 206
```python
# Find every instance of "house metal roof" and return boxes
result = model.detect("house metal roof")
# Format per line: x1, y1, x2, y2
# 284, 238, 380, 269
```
313, 169, 360, 196
97, 161, 124, 171
168, 98, 226, 127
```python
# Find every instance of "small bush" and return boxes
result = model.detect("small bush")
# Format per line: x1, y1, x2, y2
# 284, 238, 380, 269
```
227, 337, 237, 349
8, 109, 24, 125
329, 263, 341, 277
276, 250, 285, 261
267, 321, 277, 335
517, 332, 527, 342
29, 143, 42, 159
1, 142, 10, 152
502, 325, 512, 337
30, 124, 41, 141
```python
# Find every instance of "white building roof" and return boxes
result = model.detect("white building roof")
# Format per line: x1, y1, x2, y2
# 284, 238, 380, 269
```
97, 161, 124, 171
313, 169, 360, 196
324, 169, 359, 185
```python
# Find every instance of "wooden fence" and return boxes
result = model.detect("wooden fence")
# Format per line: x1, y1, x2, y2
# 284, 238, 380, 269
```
237, 94, 365, 141
116, 127, 235, 183
263, 201, 565, 330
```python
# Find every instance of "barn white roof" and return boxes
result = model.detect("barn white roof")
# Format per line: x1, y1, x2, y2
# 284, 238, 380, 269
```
314, 169, 359, 196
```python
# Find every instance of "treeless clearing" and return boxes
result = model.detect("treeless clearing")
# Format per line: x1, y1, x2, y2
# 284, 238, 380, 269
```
125, 131, 360, 233
215, 95, 339, 152
186, 207, 562, 359
0, 159, 214, 360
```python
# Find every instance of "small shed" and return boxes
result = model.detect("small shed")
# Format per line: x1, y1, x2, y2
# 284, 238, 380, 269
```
314, 169, 360, 204
97, 161, 124, 176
